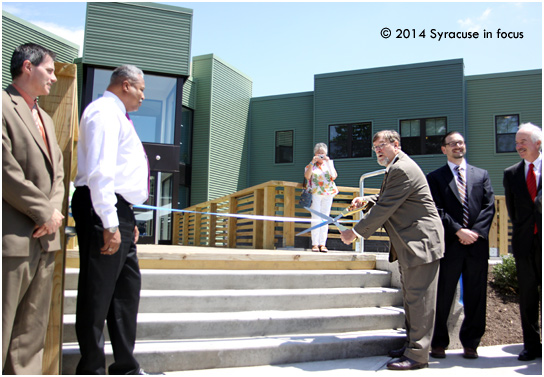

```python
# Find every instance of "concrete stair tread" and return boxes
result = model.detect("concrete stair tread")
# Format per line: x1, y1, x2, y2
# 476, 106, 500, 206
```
64, 268, 393, 290
64, 306, 404, 323
62, 329, 406, 353
61, 329, 407, 373
65, 287, 399, 297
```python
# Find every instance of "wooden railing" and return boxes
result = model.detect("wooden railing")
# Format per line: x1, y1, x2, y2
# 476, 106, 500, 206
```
173, 180, 511, 255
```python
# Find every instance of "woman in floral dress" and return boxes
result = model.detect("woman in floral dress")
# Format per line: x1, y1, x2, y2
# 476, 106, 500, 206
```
304, 143, 339, 252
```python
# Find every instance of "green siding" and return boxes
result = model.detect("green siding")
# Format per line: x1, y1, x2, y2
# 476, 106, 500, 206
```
83, 2, 192, 76
182, 78, 197, 109
466, 70, 542, 195
191, 57, 213, 205
190, 54, 252, 205
2, 10, 79, 89
249, 92, 314, 186
314, 59, 465, 189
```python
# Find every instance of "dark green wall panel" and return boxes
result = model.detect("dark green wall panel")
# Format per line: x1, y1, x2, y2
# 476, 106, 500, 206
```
466, 70, 542, 195
83, 2, 192, 76
249, 92, 314, 187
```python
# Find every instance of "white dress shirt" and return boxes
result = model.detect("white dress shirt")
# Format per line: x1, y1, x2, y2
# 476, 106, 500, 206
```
74, 91, 149, 228
447, 159, 467, 180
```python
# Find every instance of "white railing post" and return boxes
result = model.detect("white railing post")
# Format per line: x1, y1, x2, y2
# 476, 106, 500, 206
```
356, 169, 386, 253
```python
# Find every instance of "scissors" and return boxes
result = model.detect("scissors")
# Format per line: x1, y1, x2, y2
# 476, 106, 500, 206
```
296, 205, 364, 236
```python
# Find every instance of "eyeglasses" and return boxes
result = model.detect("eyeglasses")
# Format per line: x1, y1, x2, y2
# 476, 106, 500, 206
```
444, 141, 465, 147
372, 142, 390, 152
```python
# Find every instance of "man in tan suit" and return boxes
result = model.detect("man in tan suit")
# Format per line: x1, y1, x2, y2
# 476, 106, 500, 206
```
341, 130, 444, 370
2, 43, 65, 374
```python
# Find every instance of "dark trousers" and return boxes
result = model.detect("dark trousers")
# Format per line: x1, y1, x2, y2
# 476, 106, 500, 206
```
72, 186, 141, 375
515, 236, 542, 353
432, 239, 488, 350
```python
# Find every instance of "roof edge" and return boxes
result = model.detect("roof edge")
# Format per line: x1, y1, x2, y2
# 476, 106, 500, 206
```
315, 58, 465, 80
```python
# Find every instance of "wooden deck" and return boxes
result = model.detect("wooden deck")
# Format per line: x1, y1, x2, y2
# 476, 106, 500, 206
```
66, 244, 377, 270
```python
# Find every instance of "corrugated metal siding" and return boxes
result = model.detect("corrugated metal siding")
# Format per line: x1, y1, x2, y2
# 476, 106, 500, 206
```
2, 11, 79, 89
182, 78, 196, 109
249, 92, 314, 186
314, 59, 465, 189
190, 57, 213, 205
83, 2, 192, 76
208, 57, 252, 200
466, 70, 542, 195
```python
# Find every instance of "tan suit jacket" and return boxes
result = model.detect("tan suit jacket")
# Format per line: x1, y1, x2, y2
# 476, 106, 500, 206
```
354, 151, 444, 268
2, 85, 64, 256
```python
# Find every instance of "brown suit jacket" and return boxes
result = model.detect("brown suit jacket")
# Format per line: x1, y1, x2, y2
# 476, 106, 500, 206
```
2, 85, 64, 256
354, 151, 444, 268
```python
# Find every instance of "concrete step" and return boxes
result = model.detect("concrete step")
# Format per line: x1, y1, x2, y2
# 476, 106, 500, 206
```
63, 268, 393, 291
61, 329, 407, 374
63, 286, 402, 314
63, 306, 404, 343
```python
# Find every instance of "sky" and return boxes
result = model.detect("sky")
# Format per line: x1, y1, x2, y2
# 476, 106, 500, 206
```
1, 1, 542, 98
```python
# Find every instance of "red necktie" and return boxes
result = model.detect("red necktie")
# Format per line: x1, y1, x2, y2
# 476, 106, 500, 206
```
527, 163, 537, 234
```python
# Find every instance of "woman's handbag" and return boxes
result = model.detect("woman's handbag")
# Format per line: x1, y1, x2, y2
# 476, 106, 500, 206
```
299, 178, 312, 208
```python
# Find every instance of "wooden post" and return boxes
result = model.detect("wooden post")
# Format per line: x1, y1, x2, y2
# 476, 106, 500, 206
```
209, 202, 217, 247
253, 189, 264, 249
227, 196, 238, 248
182, 212, 189, 245
488, 204, 499, 253
283, 186, 295, 247
172, 212, 181, 245
263, 185, 276, 249
498, 197, 510, 255
194, 207, 202, 246
38, 62, 78, 374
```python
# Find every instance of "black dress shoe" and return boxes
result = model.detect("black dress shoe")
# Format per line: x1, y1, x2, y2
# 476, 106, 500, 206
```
430, 346, 446, 358
387, 356, 428, 370
388, 346, 407, 358
518, 349, 542, 361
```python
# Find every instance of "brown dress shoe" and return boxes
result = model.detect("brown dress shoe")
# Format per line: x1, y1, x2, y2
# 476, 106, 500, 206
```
430, 346, 446, 358
387, 356, 428, 370
463, 348, 478, 359
388, 346, 406, 358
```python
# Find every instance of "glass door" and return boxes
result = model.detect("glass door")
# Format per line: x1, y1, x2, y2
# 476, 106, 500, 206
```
135, 172, 174, 244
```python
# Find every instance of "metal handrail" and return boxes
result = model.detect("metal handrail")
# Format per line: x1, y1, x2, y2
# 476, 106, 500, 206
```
356, 169, 386, 252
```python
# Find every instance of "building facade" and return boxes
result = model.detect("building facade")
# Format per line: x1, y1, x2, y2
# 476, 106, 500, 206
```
2, 3, 542, 245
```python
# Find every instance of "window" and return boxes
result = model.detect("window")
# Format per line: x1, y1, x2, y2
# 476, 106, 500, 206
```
329, 122, 372, 159
92, 69, 178, 145
400, 117, 447, 155
495, 114, 519, 153
275, 130, 293, 163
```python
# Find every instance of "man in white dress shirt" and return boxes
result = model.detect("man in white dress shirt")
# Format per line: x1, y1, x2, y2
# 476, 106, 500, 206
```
72, 65, 152, 375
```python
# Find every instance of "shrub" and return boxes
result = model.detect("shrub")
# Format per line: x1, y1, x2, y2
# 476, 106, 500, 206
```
491, 255, 519, 295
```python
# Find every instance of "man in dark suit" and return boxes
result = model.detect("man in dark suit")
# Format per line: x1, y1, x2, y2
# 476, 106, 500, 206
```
503, 123, 542, 361
341, 130, 444, 370
427, 131, 495, 360
2, 43, 65, 374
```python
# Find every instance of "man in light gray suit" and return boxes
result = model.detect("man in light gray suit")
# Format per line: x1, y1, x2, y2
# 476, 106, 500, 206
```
2, 43, 65, 374
341, 130, 444, 371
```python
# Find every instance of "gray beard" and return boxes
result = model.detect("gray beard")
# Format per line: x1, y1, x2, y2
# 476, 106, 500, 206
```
378, 157, 390, 167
